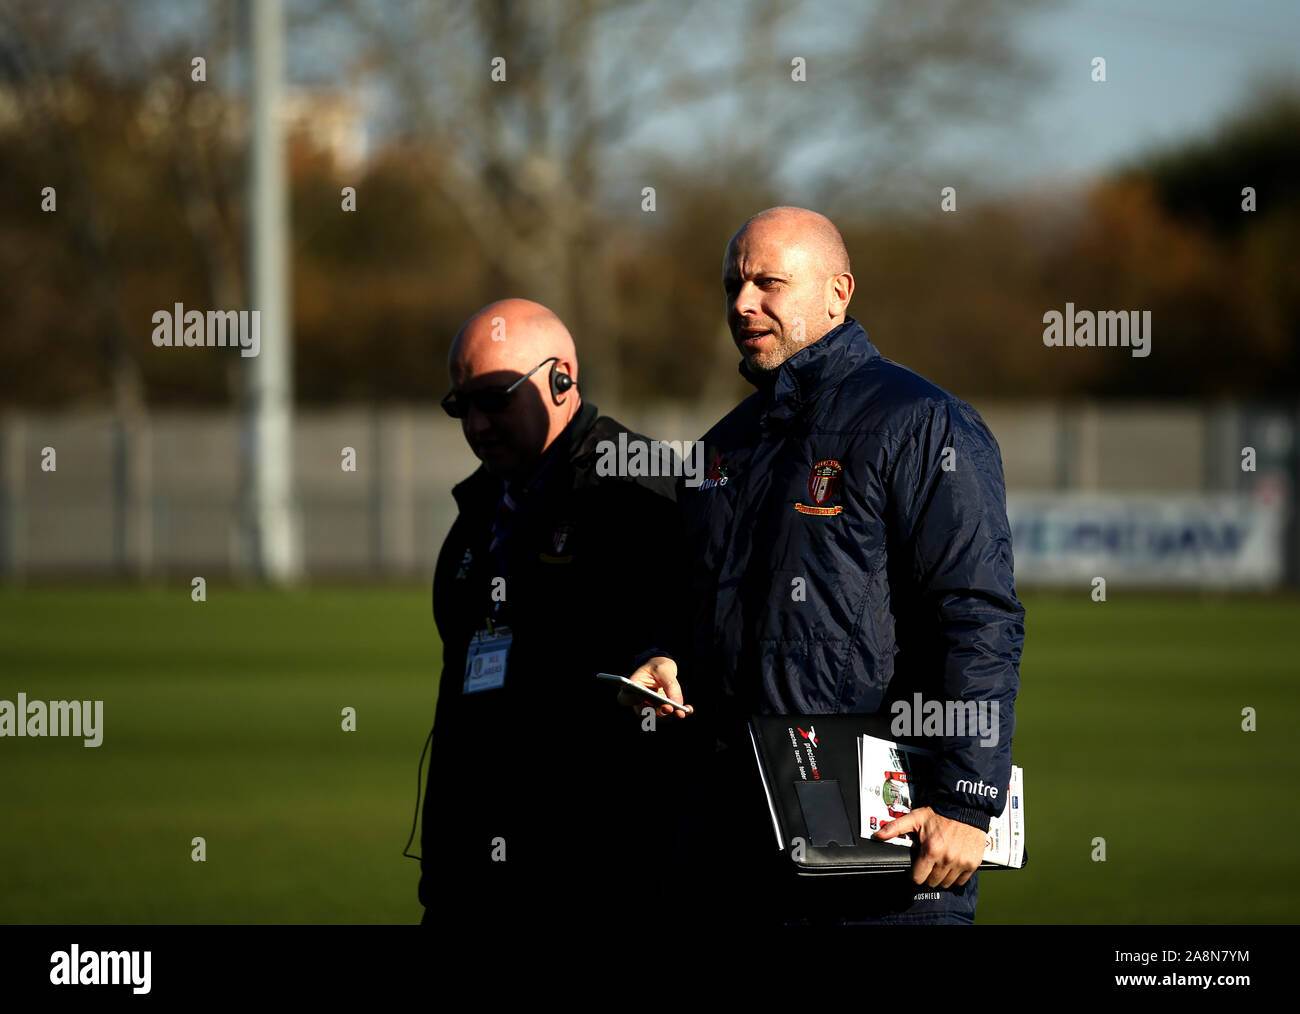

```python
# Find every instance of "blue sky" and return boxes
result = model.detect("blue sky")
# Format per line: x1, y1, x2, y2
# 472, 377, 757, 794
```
615, 0, 1300, 203
139, 0, 1300, 195
1002, 0, 1299, 183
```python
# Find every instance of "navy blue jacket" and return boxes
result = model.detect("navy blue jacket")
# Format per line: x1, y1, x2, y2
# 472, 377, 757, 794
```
677, 316, 1024, 832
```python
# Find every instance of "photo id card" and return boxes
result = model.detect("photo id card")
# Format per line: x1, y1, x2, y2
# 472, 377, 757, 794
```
464, 626, 512, 694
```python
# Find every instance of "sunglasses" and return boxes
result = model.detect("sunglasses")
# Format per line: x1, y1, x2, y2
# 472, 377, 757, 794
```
440, 357, 559, 419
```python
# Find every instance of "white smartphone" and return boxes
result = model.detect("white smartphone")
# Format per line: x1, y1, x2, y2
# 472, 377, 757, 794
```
596, 672, 693, 714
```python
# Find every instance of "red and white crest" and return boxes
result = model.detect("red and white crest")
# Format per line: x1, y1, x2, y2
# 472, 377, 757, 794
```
808, 459, 843, 506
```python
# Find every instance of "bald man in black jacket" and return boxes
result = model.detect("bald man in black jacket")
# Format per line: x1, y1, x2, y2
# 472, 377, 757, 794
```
417, 299, 689, 929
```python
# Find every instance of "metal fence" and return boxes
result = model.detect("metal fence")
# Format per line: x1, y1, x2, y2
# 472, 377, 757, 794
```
2, 400, 1295, 585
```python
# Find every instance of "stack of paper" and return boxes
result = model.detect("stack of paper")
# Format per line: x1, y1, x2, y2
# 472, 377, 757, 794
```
858, 734, 1026, 869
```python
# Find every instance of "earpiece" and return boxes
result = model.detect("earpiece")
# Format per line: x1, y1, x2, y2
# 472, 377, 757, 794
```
549, 362, 575, 403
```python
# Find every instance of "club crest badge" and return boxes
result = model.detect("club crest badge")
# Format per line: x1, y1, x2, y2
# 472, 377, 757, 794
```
539, 523, 575, 563
794, 459, 844, 516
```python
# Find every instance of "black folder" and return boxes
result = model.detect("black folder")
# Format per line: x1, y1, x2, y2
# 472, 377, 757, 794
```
748, 713, 1028, 875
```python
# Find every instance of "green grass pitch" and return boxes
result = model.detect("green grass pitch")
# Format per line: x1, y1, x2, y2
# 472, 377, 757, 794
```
1, 586, 1297, 923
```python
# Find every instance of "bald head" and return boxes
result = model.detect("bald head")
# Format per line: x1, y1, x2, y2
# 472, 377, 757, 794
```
446, 298, 580, 480
449, 298, 578, 383
722, 207, 855, 372
729, 207, 851, 278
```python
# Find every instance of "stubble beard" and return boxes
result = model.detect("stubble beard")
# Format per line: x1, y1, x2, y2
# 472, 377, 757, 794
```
740, 332, 801, 374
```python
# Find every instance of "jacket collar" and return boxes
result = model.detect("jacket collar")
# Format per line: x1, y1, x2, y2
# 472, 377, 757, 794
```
738, 316, 878, 428
452, 400, 599, 510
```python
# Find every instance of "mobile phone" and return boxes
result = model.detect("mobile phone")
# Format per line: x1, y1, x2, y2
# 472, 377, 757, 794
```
595, 672, 693, 714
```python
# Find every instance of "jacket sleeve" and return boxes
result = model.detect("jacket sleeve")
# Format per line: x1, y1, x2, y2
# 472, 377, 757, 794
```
610, 479, 685, 675
886, 398, 1025, 831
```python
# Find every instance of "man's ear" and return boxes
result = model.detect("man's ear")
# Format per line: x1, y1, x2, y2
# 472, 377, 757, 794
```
827, 272, 854, 318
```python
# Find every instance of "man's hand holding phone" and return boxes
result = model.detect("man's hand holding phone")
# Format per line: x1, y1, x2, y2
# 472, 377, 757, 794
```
605, 656, 692, 719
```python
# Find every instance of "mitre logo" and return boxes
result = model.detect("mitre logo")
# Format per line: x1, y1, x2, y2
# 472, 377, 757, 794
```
698, 451, 731, 491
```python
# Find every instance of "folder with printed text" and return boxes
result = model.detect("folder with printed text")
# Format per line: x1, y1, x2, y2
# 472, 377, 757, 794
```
749, 713, 1029, 875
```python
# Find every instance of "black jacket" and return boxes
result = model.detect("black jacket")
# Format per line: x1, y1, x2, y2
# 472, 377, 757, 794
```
418, 402, 681, 925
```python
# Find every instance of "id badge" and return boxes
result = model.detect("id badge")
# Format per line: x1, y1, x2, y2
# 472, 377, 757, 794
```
464, 626, 512, 694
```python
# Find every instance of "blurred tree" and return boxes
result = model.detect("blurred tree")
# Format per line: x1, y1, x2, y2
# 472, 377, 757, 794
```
1125, 79, 1300, 392
0, 0, 245, 408
320, 0, 1054, 401
12, 2, 1297, 408
1133, 77, 1300, 240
